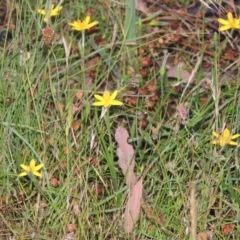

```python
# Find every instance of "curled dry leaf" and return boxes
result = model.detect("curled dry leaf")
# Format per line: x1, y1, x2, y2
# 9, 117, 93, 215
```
65, 232, 76, 240
167, 63, 191, 81
135, 0, 151, 16
67, 224, 76, 232
86, 55, 100, 70
114, 126, 137, 187
176, 103, 188, 125
124, 177, 143, 233
72, 199, 80, 217
115, 126, 144, 233
197, 230, 214, 240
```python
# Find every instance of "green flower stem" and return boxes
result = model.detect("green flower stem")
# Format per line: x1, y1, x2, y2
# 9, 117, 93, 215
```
79, 30, 86, 88
29, 174, 55, 203
80, 30, 85, 68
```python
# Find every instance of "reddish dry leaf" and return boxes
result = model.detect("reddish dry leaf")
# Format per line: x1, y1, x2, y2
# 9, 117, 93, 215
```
135, 0, 151, 15
85, 74, 93, 90
221, 224, 235, 235
176, 103, 188, 125
115, 126, 137, 187
72, 200, 80, 217
50, 177, 59, 187
65, 232, 76, 240
74, 91, 84, 100
124, 177, 143, 233
71, 120, 80, 131
86, 56, 100, 70
167, 63, 191, 81
197, 231, 214, 240
67, 224, 76, 232
115, 126, 147, 233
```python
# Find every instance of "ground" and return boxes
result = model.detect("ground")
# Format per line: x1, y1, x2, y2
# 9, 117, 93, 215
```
0, 0, 240, 239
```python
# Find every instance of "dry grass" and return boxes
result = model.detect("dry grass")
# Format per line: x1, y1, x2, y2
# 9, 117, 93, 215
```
0, 0, 240, 239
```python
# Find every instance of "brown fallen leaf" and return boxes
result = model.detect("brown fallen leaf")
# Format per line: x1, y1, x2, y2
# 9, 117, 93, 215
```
115, 126, 137, 187
115, 126, 142, 233
115, 126, 153, 234
86, 55, 100, 71
197, 231, 214, 240
167, 63, 191, 81
176, 103, 189, 125
135, 0, 151, 16
72, 199, 80, 217
124, 177, 143, 233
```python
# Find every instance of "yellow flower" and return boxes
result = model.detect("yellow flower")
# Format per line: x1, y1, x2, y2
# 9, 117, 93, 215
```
19, 159, 44, 178
212, 128, 240, 147
69, 16, 98, 31
218, 12, 240, 32
92, 90, 123, 108
37, 4, 62, 22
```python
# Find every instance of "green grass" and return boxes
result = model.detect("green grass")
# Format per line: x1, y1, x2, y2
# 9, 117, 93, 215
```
1, 0, 240, 239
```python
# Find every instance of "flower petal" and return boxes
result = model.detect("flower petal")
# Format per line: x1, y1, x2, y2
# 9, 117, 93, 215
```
212, 132, 219, 137
69, 17, 98, 31
85, 21, 99, 29
37, 9, 46, 15
33, 171, 42, 177
218, 18, 230, 25
37, 4, 62, 22
20, 164, 30, 172
35, 163, 44, 171
94, 94, 104, 101
30, 159, 36, 168
92, 101, 105, 106
110, 100, 123, 106
231, 134, 240, 140
227, 12, 233, 22
84, 16, 90, 25
223, 128, 230, 138
110, 90, 118, 100
219, 25, 231, 31
219, 140, 225, 147
69, 21, 78, 26
104, 103, 110, 108
51, 6, 62, 16
19, 172, 28, 177
228, 141, 237, 146
103, 91, 111, 98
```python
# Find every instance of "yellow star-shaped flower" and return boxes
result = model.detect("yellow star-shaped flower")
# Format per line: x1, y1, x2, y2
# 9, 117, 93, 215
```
69, 16, 98, 31
212, 128, 240, 147
92, 90, 123, 108
37, 4, 62, 22
19, 159, 44, 178
218, 12, 240, 32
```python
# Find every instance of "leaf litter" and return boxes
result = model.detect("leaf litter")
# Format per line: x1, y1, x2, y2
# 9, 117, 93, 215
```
1, 0, 240, 238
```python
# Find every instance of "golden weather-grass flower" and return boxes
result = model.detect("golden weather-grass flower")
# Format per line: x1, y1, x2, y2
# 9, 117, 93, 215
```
37, 4, 62, 22
212, 128, 240, 147
218, 12, 240, 32
92, 90, 123, 108
19, 159, 44, 178
69, 16, 98, 31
